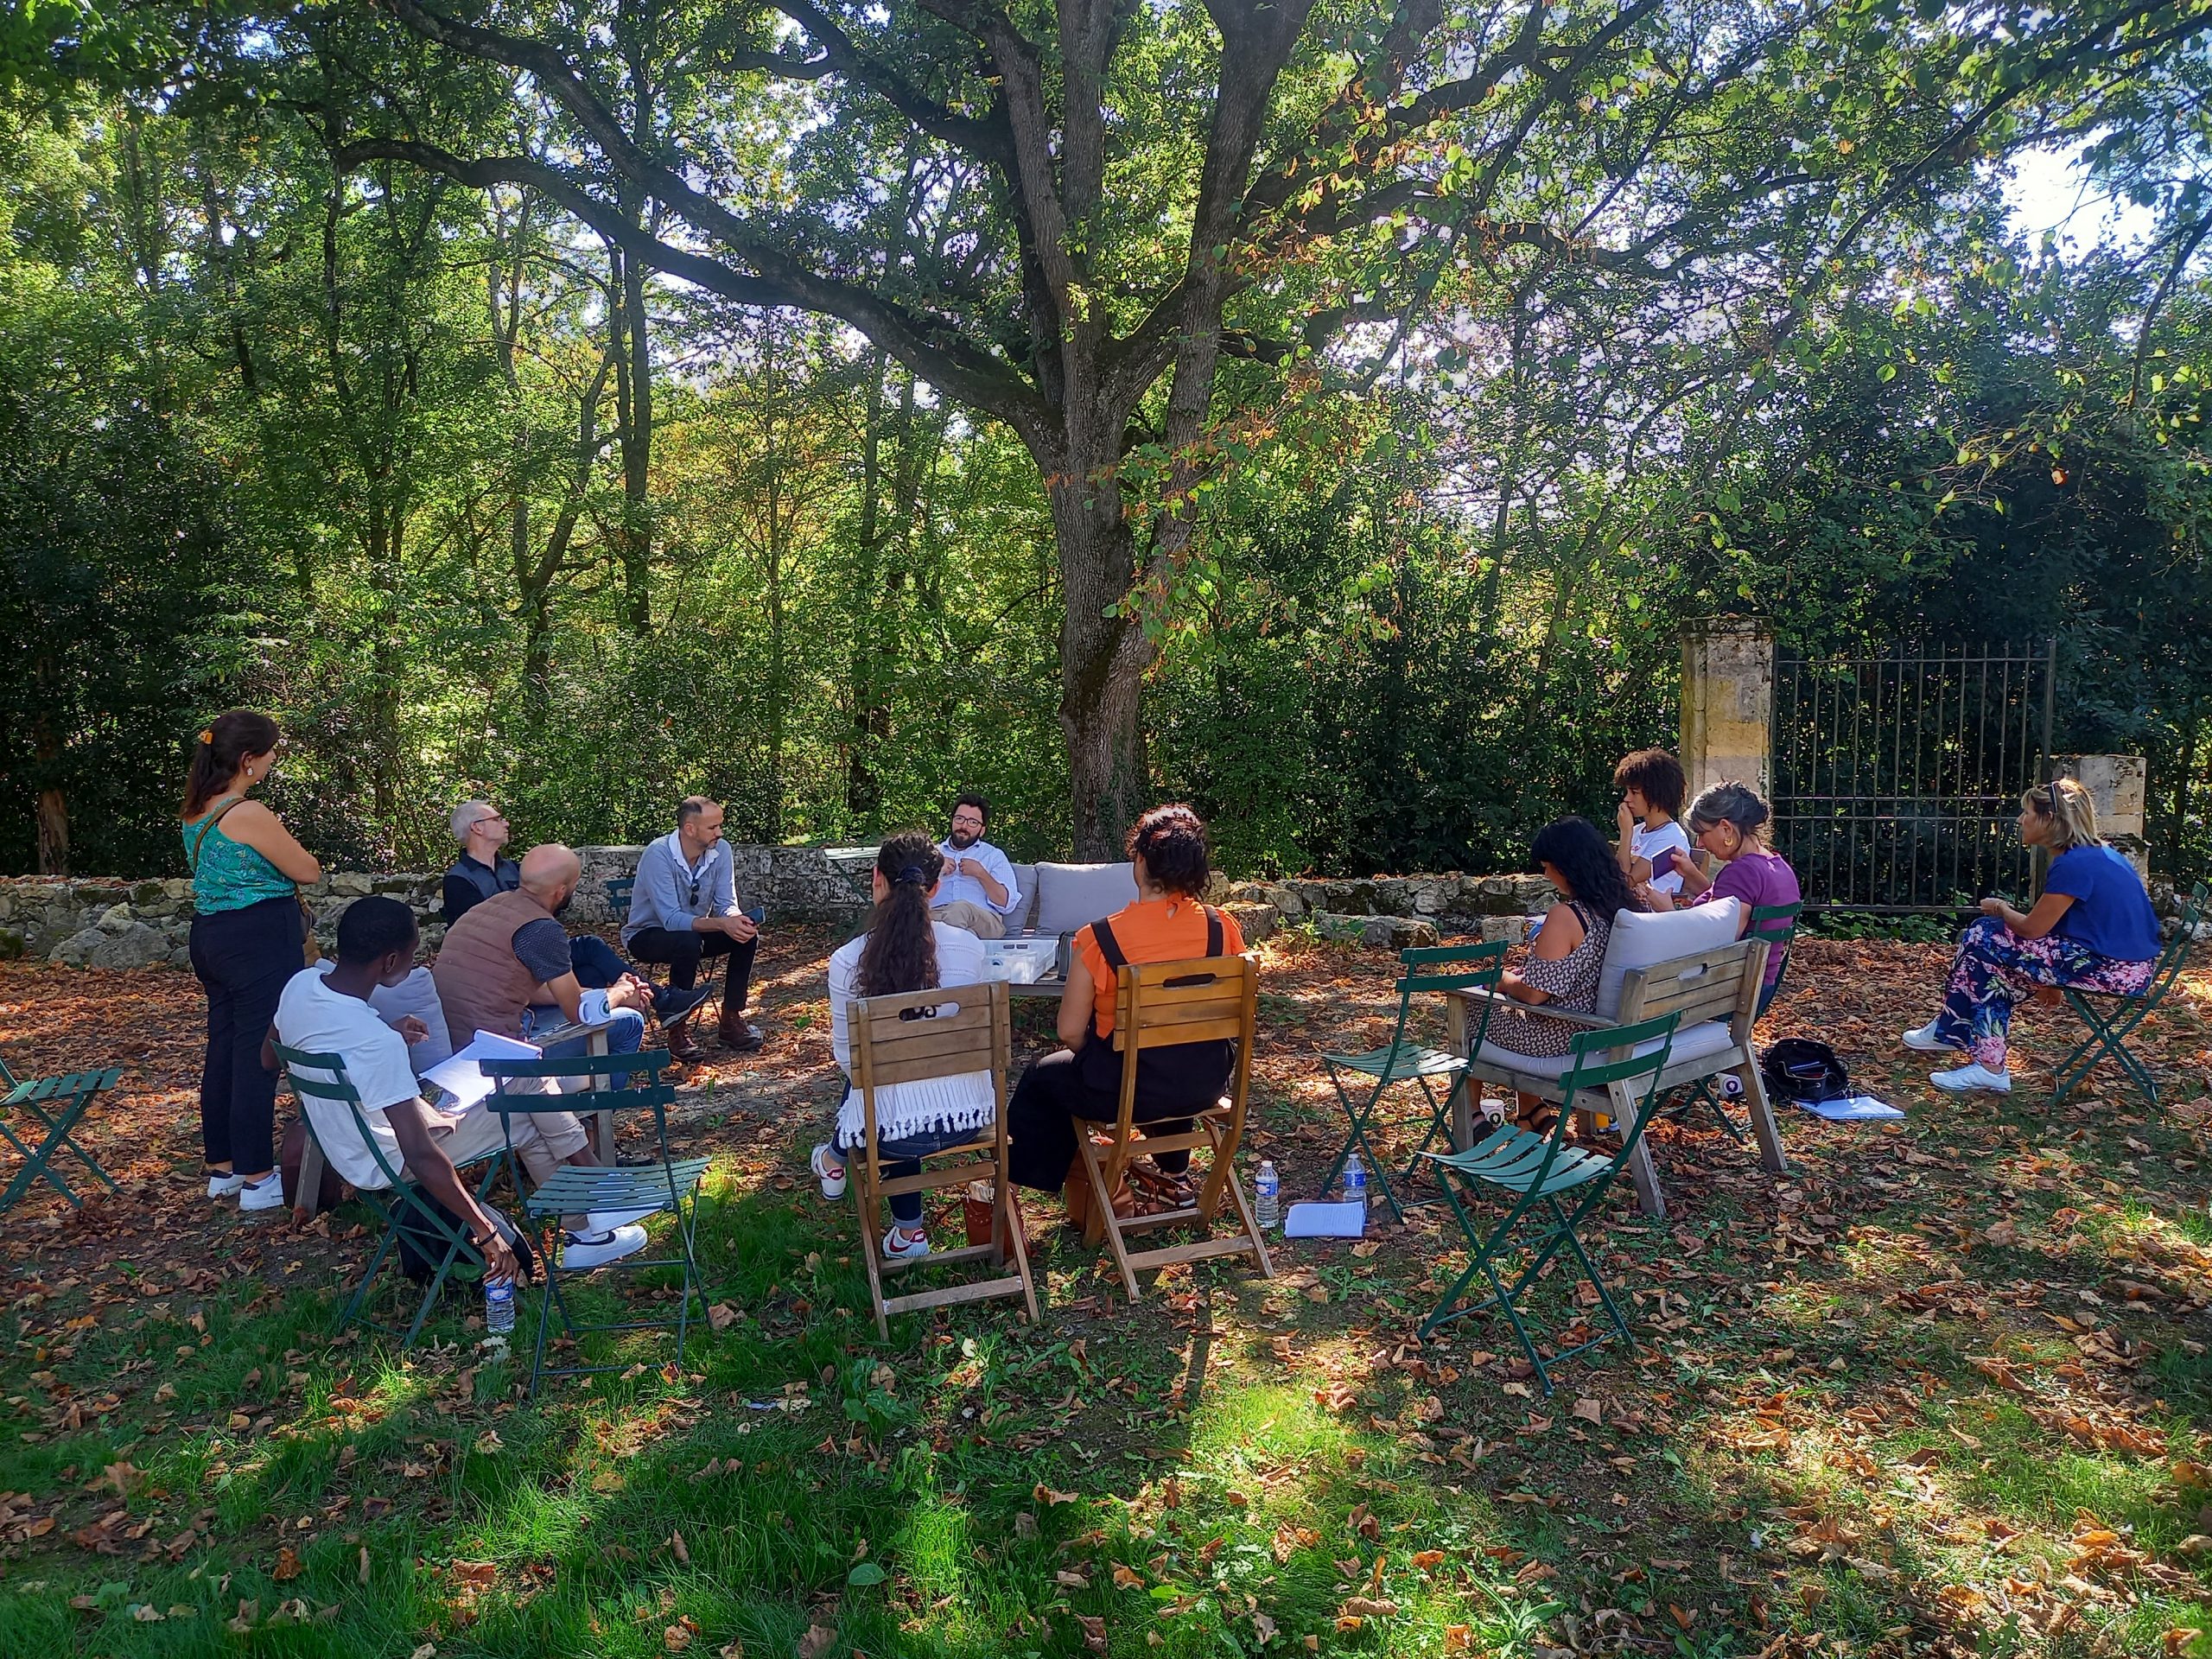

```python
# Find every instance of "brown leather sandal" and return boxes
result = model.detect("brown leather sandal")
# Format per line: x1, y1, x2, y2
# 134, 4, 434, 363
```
1126, 1159, 1196, 1211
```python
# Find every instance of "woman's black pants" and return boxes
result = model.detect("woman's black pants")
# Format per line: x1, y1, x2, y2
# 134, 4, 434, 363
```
188, 897, 302, 1178
1005, 1048, 1194, 1192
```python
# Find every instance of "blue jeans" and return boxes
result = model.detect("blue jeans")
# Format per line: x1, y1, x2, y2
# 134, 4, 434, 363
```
522, 996, 646, 1088
569, 935, 628, 988
838, 1097, 979, 1225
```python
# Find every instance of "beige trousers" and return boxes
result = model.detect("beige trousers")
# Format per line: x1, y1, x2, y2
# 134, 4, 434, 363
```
931, 900, 1007, 940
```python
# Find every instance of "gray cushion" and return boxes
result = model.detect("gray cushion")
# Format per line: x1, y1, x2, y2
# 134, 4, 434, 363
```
1592, 899, 1744, 1021
1007, 863, 1039, 931
1033, 861, 1139, 936
1472, 1015, 1736, 1082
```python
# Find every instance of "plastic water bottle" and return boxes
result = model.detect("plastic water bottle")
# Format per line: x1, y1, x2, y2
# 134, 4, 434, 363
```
484, 1275, 516, 1338
1254, 1161, 1281, 1230
1343, 1153, 1368, 1211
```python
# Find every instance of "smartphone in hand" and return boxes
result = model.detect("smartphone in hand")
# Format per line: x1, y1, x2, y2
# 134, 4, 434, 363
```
1649, 847, 1679, 880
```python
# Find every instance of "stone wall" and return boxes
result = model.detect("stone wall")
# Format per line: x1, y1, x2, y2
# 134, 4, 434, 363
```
1223, 871, 1557, 950
0, 843, 882, 969
3, 850, 1558, 968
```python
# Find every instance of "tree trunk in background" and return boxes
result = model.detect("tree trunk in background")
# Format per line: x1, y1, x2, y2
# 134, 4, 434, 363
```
844, 348, 889, 821
30, 652, 68, 875
1046, 454, 1149, 860
613, 235, 655, 633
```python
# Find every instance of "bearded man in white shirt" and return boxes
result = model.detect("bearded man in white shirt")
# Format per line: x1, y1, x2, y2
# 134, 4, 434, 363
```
930, 794, 1022, 939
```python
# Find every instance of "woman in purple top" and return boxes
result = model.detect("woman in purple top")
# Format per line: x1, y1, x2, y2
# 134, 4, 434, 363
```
1636, 780, 1802, 1007
1901, 779, 2160, 1094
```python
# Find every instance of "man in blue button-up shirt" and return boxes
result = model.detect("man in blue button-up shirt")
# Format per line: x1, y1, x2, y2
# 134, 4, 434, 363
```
622, 797, 763, 1055
931, 794, 1022, 939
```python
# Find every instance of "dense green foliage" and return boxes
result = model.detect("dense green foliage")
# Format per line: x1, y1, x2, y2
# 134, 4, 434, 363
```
3, 2, 2212, 878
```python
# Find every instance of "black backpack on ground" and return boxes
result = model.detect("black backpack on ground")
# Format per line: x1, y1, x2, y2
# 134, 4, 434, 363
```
1760, 1037, 1850, 1104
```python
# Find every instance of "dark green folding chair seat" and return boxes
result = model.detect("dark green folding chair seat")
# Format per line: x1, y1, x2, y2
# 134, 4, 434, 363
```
274, 1044, 500, 1351
524, 1158, 711, 1220
1420, 1009, 1682, 1395
482, 1048, 708, 1392
2051, 880, 2205, 1106
1321, 1044, 1465, 1083
1432, 1122, 1617, 1197
0, 1064, 122, 1211
1317, 941, 1508, 1222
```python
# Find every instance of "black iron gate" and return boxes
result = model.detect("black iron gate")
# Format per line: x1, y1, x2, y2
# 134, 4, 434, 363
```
1769, 642, 2056, 911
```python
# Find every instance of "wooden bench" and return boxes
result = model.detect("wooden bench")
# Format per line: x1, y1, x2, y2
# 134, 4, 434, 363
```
1447, 934, 1787, 1218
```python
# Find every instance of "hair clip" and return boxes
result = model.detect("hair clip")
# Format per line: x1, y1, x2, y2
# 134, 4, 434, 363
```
198, 728, 213, 744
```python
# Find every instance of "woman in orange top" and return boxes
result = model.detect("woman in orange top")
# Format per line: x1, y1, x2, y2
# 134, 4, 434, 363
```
1006, 804, 1246, 1209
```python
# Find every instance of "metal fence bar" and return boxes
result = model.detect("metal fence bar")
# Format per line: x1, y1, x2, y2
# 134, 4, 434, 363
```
1770, 641, 2055, 912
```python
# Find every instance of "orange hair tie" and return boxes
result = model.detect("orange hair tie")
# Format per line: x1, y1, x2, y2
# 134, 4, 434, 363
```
197, 729, 213, 744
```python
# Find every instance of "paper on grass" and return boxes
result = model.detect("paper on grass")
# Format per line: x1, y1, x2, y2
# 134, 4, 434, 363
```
1793, 1093, 1904, 1122
1283, 1199, 1368, 1238
423, 1030, 541, 1111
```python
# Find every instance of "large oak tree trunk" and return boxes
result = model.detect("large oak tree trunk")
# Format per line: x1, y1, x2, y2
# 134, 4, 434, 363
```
1046, 445, 1151, 860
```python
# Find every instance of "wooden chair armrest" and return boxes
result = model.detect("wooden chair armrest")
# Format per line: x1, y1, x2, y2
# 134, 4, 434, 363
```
1452, 987, 1613, 1029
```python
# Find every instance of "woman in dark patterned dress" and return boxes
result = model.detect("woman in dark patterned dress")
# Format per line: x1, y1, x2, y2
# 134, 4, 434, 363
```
1483, 817, 1649, 1126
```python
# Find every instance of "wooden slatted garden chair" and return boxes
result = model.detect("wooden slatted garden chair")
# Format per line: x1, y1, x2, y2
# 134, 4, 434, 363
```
1075, 952, 1274, 1300
2050, 879, 2206, 1107
847, 978, 1037, 1338
1452, 920, 1786, 1219
1316, 940, 1508, 1222
1666, 900, 1804, 1142
480, 1049, 709, 1392
0, 1061, 121, 1213
1419, 1010, 1681, 1394
273, 1044, 505, 1349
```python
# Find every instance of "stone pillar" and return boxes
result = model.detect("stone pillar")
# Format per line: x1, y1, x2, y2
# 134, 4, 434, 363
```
1679, 617, 1776, 804
2052, 753, 2150, 880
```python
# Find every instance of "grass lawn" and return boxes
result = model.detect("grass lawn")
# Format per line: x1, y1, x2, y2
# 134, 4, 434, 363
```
3, 926, 2211, 1658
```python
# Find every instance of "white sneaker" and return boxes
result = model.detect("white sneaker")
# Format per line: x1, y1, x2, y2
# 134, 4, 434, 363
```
561, 1223, 650, 1270
811, 1144, 847, 1199
1931, 1062, 2012, 1094
1901, 1020, 1953, 1052
587, 1204, 660, 1230
238, 1173, 286, 1212
881, 1224, 931, 1262
207, 1172, 249, 1198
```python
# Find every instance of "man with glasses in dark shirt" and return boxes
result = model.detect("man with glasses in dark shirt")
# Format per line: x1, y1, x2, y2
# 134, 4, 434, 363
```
623, 797, 764, 1056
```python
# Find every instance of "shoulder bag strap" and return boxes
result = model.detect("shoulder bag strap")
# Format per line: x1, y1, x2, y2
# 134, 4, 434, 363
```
1090, 915, 1127, 972
187, 795, 245, 871
1205, 906, 1223, 957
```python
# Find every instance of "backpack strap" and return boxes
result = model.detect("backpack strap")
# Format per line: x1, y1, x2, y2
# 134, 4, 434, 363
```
1205, 906, 1223, 957
1090, 915, 1127, 972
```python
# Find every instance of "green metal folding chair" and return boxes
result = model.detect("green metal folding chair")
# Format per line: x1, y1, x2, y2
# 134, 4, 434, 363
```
0, 1062, 122, 1212
273, 1045, 505, 1349
480, 1049, 709, 1392
1750, 900, 1802, 1020
1317, 940, 1508, 1223
1419, 1009, 1681, 1395
2050, 880, 2205, 1107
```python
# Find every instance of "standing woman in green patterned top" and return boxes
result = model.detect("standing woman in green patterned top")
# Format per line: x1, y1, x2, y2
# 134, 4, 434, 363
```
181, 711, 322, 1214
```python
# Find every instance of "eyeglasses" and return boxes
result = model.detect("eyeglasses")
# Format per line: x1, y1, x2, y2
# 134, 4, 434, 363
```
950, 813, 985, 827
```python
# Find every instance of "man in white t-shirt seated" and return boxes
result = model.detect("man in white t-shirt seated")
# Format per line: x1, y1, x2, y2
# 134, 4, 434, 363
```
269, 896, 650, 1272
929, 794, 1022, 940
1613, 748, 1693, 898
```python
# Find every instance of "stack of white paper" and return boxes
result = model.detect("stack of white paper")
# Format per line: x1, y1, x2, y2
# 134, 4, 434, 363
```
423, 1030, 542, 1111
